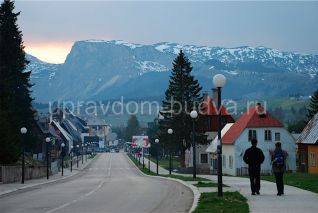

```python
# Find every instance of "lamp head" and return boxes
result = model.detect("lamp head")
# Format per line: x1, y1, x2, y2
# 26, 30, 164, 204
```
61, 143, 65, 147
168, 128, 173, 134
45, 137, 51, 143
20, 127, 27, 134
190, 110, 198, 119
213, 74, 226, 88
155, 139, 159, 144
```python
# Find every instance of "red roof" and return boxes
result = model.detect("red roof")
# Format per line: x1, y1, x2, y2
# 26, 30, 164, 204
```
222, 104, 284, 145
201, 97, 231, 116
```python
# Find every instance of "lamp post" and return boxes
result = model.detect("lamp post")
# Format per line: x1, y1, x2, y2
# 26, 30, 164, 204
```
190, 110, 198, 179
85, 144, 87, 161
167, 128, 173, 175
81, 143, 84, 164
155, 139, 159, 175
142, 147, 145, 169
20, 127, 27, 184
76, 144, 79, 168
70, 145, 73, 172
213, 73, 226, 197
61, 143, 65, 176
45, 137, 51, 179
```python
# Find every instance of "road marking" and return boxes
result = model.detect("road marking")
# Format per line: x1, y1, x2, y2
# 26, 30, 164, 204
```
45, 154, 112, 213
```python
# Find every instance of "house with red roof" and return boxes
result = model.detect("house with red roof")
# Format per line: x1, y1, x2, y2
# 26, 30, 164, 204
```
185, 92, 235, 173
206, 103, 296, 176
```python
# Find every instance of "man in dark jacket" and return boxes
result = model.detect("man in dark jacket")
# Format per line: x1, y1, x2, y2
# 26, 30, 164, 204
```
243, 139, 265, 195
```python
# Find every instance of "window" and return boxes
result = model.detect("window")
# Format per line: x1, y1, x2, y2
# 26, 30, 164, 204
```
200, 154, 208, 164
248, 130, 257, 141
223, 155, 226, 168
310, 152, 317, 167
264, 130, 272, 141
229, 156, 233, 169
275, 132, 281, 141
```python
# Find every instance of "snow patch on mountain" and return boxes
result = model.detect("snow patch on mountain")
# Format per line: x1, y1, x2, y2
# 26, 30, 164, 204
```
83, 39, 143, 49
135, 61, 168, 74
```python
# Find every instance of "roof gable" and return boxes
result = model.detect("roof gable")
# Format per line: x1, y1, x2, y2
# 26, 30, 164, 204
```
296, 113, 318, 145
222, 104, 284, 145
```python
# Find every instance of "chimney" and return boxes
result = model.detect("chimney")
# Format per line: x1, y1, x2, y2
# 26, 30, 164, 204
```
202, 91, 209, 101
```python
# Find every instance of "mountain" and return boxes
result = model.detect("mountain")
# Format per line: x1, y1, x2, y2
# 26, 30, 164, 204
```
25, 54, 61, 99
27, 40, 318, 102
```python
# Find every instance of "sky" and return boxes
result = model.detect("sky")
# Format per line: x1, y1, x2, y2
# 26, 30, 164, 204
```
14, 1, 318, 64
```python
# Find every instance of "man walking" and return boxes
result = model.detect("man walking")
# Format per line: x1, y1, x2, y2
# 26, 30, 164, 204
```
243, 139, 265, 195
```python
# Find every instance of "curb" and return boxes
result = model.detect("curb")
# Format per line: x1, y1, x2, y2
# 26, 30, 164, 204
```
0, 154, 99, 197
126, 154, 200, 213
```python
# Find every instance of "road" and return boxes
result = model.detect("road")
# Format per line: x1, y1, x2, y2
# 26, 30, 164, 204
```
0, 153, 193, 213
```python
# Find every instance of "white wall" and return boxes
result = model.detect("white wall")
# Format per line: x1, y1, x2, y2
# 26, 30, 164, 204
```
222, 145, 236, 176
235, 127, 297, 175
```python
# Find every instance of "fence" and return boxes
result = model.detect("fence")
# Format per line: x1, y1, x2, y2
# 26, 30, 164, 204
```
0, 165, 46, 183
236, 167, 271, 176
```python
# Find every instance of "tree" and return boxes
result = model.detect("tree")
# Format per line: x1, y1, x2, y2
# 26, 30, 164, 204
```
159, 50, 203, 168
0, 0, 36, 163
288, 120, 307, 133
306, 89, 318, 122
125, 115, 140, 141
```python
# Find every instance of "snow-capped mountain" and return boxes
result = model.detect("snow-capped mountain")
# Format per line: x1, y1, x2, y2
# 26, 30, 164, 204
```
28, 40, 318, 102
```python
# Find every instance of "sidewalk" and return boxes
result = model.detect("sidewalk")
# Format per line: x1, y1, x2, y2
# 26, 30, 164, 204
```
142, 156, 318, 213
0, 155, 97, 197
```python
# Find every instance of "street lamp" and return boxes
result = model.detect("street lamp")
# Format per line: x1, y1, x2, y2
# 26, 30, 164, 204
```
190, 110, 198, 179
70, 145, 73, 172
213, 73, 226, 197
76, 145, 79, 168
81, 143, 84, 164
85, 144, 87, 161
61, 143, 65, 176
167, 128, 173, 175
155, 139, 159, 175
20, 127, 27, 184
45, 137, 51, 179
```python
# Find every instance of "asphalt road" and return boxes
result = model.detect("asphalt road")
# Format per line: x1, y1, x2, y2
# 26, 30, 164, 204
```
0, 153, 193, 213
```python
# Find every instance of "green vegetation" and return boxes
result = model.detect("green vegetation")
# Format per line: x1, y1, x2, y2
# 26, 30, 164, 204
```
159, 50, 205, 168
128, 154, 209, 181
193, 192, 249, 213
194, 181, 228, 188
262, 173, 318, 193
124, 115, 140, 141
149, 156, 181, 171
306, 89, 318, 122
0, 0, 37, 164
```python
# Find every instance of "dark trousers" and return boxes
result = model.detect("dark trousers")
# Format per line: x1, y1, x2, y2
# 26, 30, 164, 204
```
274, 172, 284, 194
249, 167, 261, 193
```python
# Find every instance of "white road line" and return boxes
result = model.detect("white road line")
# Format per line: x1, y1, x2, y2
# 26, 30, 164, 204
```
45, 154, 112, 213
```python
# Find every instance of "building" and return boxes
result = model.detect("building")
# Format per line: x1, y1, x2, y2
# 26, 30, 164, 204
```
206, 103, 297, 176
86, 117, 110, 146
296, 113, 318, 174
185, 92, 235, 174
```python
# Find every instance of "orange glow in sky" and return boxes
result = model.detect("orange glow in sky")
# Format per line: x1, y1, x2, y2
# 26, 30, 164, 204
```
24, 41, 73, 64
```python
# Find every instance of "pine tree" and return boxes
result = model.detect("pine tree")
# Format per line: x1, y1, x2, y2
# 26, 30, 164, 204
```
306, 89, 318, 122
125, 115, 140, 142
159, 50, 203, 168
0, 0, 36, 163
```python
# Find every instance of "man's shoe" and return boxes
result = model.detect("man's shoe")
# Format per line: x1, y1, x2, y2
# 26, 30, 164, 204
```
251, 193, 256, 195
256, 191, 260, 195
277, 193, 282, 196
